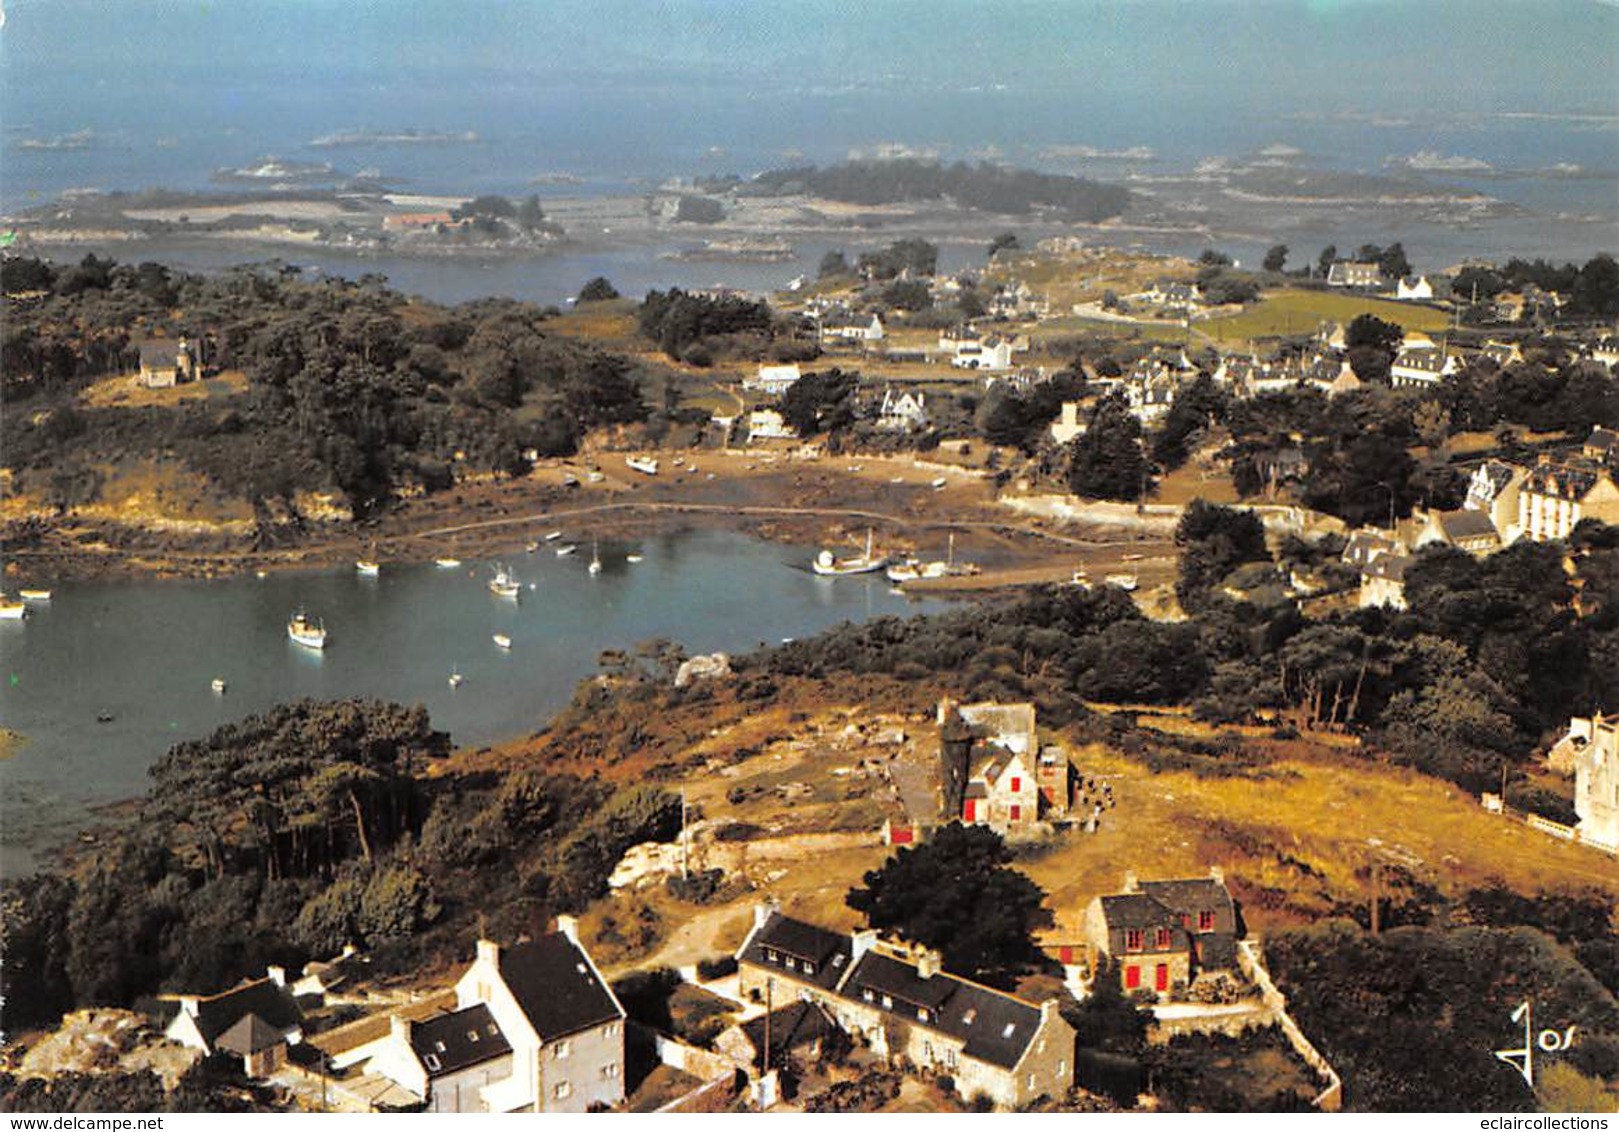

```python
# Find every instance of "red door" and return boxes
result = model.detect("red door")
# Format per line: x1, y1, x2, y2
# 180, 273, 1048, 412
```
1059, 946, 1074, 964
1155, 964, 1169, 992
964, 799, 976, 822
1125, 965, 1141, 990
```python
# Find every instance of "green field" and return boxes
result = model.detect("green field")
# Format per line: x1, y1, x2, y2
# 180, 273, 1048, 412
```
1201, 289, 1452, 343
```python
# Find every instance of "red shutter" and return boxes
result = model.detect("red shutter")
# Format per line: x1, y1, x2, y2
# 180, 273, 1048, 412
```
1011, 776, 1021, 792
1059, 946, 1074, 964
1010, 804, 1021, 821
1125, 965, 1141, 989
964, 799, 976, 822
1155, 964, 1169, 992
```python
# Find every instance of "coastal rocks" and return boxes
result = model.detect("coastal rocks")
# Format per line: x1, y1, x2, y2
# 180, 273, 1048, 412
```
674, 651, 732, 688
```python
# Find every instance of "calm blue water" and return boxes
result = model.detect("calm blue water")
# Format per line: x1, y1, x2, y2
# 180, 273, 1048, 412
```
0, 529, 942, 876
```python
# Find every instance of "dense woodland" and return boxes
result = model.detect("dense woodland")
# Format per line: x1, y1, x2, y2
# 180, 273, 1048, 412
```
1, 256, 650, 520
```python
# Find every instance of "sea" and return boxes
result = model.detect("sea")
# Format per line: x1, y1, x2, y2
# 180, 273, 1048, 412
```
2, 1, 1616, 305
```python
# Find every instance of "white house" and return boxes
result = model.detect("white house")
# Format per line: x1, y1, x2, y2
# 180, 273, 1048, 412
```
1389, 347, 1459, 389
952, 337, 1015, 371
749, 409, 798, 442
876, 388, 928, 432
1049, 402, 1085, 446
1571, 714, 1618, 851
746, 363, 802, 396
1327, 261, 1383, 288
1395, 275, 1434, 301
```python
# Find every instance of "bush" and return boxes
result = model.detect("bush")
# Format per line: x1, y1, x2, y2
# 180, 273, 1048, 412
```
696, 955, 738, 981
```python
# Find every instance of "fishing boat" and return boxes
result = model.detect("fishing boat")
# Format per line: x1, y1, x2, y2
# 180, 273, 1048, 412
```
625, 455, 659, 475
435, 557, 462, 569
492, 633, 512, 650
812, 529, 886, 577
0, 596, 27, 620
544, 530, 563, 541
356, 558, 380, 577
625, 553, 644, 564
19, 589, 51, 601
211, 677, 228, 694
555, 543, 577, 557
889, 533, 978, 584
449, 667, 464, 688
287, 609, 328, 649
588, 540, 602, 576
488, 565, 521, 599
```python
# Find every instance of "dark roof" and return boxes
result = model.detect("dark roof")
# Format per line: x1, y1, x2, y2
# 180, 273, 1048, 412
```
412, 1004, 511, 1077
737, 1002, 837, 1071
841, 952, 1044, 1070
215, 1012, 287, 1056
1436, 509, 1500, 543
1364, 554, 1410, 582
1526, 463, 1603, 501
741, 912, 854, 991
1098, 893, 1179, 932
1138, 878, 1234, 918
846, 951, 956, 1010
1197, 934, 1239, 971
189, 978, 303, 1048
498, 934, 623, 1043
140, 342, 180, 366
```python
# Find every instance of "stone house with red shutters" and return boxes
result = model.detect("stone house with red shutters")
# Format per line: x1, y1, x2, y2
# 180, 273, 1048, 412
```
1082, 869, 1239, 999
938, 699, 1073, 836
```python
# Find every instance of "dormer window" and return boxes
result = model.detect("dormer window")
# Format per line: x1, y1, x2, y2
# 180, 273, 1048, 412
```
1155, 928, 1172, 949
917, 1008, 930, 1022
832, 954, 846, 968
1125, 929, 1143, 952
766, 948, 779, 963
862, 988, 875, 1003
803, 961, 815, 975
1199, 910, 1215, 932
468, 1030, 480, 1042
882, 995, 893, 1009
785, 956, 797, 970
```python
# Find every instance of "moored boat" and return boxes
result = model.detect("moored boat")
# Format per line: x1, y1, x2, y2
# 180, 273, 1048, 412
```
19, 589, 51, 601
626, 455, 659, 475
545, 530, 563, 541
211, 677, 228, 694
356, 559, 380, 577
449, 668, 464, 688
0, 597, 27, 620
287, 609, 328, 649
588, 540, 602, 576
493, 633, 512, 650
488, 565, 521, 599
435, 557, 462, 569
812, 529, 886, 577
555, 543, 577, 557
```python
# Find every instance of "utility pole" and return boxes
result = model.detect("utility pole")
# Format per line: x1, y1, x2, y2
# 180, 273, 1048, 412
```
764, 977, 773, 1076
1369, 859, 1382, 936
680, 789, 690, 880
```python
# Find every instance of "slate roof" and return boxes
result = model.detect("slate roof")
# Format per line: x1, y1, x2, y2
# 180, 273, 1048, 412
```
139, 342, 180, 366
412, 1004, 511, 1078
736, 1002, 837, 1071
1098, 893, 1182, 933
187, 978, 303, 1048
1435, 509, 1500, 543
1138, 878, 1234, 919
841, 952, 1043, 1070
498, 934, 623, 1043
1473, 459, 1521, 499
740, 912, 853, 991
215, 1012, 287, 1056
1587, 426, 1619, 460
1364, 554, 1410, 583
1525, 463, 1603, 501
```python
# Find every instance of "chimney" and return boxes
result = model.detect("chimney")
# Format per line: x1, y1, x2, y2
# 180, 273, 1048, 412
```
1122, 871, 1139, 894
915, 947, 941, 980
1208, 865, 1225, 886
937, 696, 956, 726
179, 995, 201, 1018
341, 943, 357, 959
1040, 998, 1058, 1027
266, 965, 286, 987
851, 929, 879, 964
753, 899, 780, 932
389, 1014, 411, 1045
476, 939, 500, 968
555, 914, 580, 945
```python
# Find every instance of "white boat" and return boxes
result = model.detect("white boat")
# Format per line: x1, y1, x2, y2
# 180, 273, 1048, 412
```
812, 529, 887, 577
525, 541, 540, 554
544, 530, 564, 541
287, 610, 327, 649
488, 565, 521, 599
1105, 573, 1139, 591
19, 589, 51, 601
211, 677, 228, 694
493, 633, 512, 650
555, 543, 577, 557
626, 455, 659, 475
885, 534, 973, 584
435, 557, 462, 569
626, 554, 644, 564
449, 668, 464, 688
356, 559, 380, 577
0, 597, 27, 620
562, 473, 580, 487
588, 540, 602, 576
931, 477, 948, 490
587, 471, 605, 483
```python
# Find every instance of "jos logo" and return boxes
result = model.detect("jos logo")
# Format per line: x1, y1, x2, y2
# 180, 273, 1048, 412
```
1494, 1000, 1578, 1089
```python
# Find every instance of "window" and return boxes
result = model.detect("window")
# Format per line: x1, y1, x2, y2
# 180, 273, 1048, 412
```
1058, 1059, 1066, 1078
467, 1029, 480, 1043
1199, 910, 1215, 932
785, 957, 797, 970
434, 1041, 447, 1053
917, 1008, 929, 1022
1009, 804, 1021, 821
554, 1081, 572, 1101
601, 1063, 621, 1080
766, 948, 778, 963
1155, 928, 1172, 950
881, 995, 893, 1009
424, 1053, 441, 1072
1125, 929, 1143, 952
1125, 964, 1141, 990
554, 1040, 571, 1059
1028, 1073, 1037, 1090
862, 988, 875, 1003
1010, 776, 1021, 792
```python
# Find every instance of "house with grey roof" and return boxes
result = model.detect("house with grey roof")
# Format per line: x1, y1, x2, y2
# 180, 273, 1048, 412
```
1326, 261, 1383, 288
162, 967, 305, 1077
364, 918, 625, 1112
1518, 461, 1619, 542
1081, 869, 1239, 999
735, 905, 1075, 1109
1413, 508, 1503, 556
